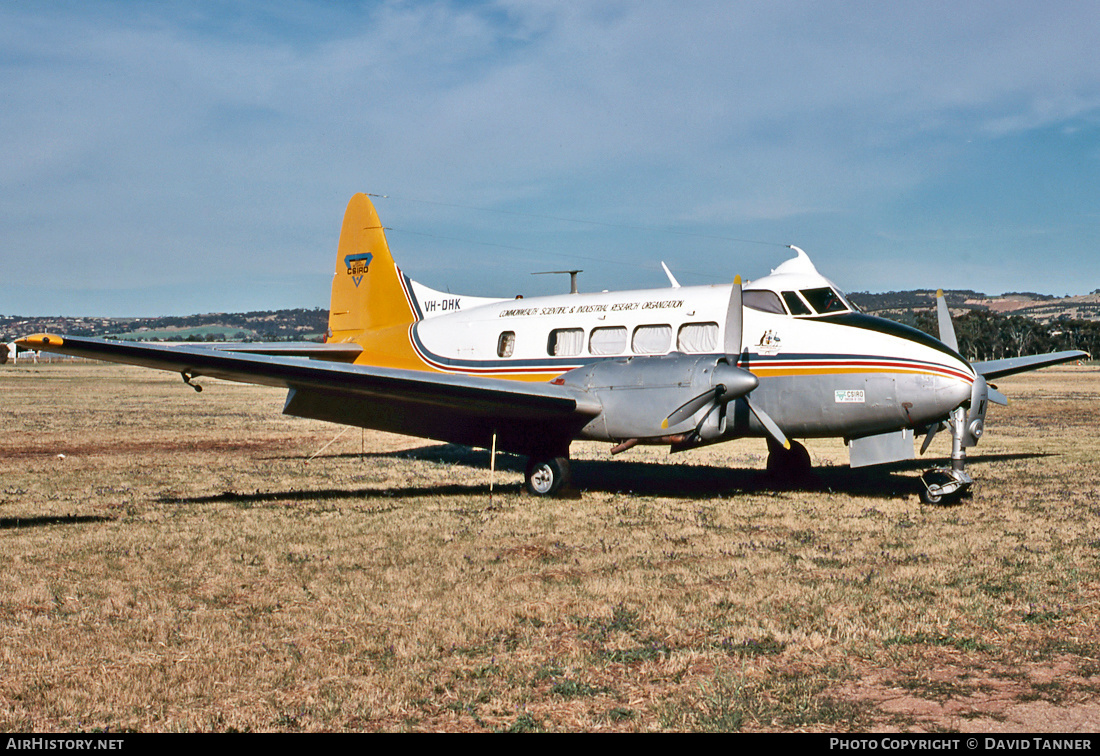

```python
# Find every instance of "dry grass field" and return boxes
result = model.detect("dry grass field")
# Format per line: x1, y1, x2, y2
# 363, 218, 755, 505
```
2, 361, 1099, 732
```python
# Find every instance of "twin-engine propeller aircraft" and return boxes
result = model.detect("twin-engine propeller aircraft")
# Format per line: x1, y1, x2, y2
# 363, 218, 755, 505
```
19, 194, 1087, 503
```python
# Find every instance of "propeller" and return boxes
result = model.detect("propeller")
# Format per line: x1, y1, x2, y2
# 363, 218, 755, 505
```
661, 275, 790, 448
929, 289, 1006, 453
936, 289, 959, 352
919, 421, 946, 455
662, 361, 758, 427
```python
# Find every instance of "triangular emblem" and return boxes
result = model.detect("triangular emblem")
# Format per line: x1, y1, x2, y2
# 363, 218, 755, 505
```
352, 275, 364, 287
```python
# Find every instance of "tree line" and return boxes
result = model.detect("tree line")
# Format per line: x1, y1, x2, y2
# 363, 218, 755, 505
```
906, 310, 1098, 362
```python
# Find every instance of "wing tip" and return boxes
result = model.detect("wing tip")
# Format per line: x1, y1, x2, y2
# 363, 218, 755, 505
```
16, 333, 63, 348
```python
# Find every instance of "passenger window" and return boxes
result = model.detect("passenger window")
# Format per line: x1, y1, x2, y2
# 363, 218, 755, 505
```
677, 322, 719, 353
632, 324, 672, 354
743, 290, 786, 314
589, 326, 627, 355
782, 291, 812, 315
547, 328, 584, 356
497, 331, 515, 358
801, 287, 848, 314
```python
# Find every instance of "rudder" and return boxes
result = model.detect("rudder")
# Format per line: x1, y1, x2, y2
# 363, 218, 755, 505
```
328, 193, 416, 342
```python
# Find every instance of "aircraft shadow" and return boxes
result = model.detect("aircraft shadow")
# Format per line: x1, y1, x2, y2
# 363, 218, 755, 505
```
0, 514, 116, 530
320, 444, 1053, 501
158, 482, 524, 506
169, 446, 1054, 505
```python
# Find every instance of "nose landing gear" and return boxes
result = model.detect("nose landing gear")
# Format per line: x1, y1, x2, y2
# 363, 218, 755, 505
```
920, 406, 973, 505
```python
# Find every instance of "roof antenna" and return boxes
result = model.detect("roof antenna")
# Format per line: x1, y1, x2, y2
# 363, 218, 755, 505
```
532, 270, 582, 294
661, 261, 681, 289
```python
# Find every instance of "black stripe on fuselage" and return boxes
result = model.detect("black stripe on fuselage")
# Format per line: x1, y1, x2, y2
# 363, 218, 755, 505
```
823, 312, 968, 364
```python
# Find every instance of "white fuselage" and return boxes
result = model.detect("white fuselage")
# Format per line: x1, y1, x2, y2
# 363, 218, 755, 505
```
402, 274, 976, 444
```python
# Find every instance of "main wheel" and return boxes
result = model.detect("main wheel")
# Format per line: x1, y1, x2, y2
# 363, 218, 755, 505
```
765, 438, 814, 487
524, 456, 571, 497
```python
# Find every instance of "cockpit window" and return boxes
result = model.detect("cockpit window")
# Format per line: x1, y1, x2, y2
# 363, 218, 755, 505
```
782, 291, 812, 315
743, 290, 786, 314
800, 287, 849, 314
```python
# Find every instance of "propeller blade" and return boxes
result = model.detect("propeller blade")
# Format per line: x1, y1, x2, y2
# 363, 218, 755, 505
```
919, 422, 945, 455
747, 398, 789, 450
663, 387, 719, 429
661, 363, 759, 430
936, 289, 959, 352
724, 275, 743, 356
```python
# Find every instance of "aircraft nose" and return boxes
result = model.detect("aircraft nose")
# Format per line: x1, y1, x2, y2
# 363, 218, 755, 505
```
897, 367, 974, 428
939, 376, 973, 415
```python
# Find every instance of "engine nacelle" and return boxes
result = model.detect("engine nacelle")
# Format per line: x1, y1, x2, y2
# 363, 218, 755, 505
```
559, 354, 752, 441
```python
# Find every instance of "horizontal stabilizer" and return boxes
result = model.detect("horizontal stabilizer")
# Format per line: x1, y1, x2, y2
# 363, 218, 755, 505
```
973, 350, 1089, 380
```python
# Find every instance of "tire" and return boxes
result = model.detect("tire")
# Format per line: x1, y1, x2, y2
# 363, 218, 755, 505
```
919, 487, 944, 505
919, 470, 961, 505
765, 438, 814, 487
524, 456, 571, 497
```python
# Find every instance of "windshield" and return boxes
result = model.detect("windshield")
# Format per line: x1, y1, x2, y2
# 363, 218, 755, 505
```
800, 287, 849, 314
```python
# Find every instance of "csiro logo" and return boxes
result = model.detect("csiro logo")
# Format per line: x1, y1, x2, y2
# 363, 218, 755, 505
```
345, 253, 373, 287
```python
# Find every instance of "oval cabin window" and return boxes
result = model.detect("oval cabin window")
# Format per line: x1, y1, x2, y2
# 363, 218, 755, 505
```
589, 326, 628, 355
497, 331, 516, 358
677, 322, 719, 352
631, 324, 672, 354
548, 328, 584, 356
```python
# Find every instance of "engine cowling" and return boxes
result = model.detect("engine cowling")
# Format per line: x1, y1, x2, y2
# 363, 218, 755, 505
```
559, 354, 757, 442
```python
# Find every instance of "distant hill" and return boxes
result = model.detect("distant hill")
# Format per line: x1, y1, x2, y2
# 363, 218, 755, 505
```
847, 289, 1100, 324
1, 308, 328, 344
846, 289, 985, 312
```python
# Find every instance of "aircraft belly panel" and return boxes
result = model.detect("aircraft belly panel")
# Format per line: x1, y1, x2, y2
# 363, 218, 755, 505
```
746, 372, 907, 438
282, 388, 583, 457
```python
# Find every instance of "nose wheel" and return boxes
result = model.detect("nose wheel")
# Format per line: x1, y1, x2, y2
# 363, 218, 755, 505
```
524, 455, 571, 496
920, 406, 973, 505
919, 468, 972, 505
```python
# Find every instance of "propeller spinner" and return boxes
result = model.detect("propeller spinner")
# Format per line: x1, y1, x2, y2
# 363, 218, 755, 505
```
660, 276, 790, 448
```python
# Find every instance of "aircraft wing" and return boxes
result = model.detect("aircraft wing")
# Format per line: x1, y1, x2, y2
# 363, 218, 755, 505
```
198, 341, 363, 361
973, 350, 1089, 381
16, 334, 601, 457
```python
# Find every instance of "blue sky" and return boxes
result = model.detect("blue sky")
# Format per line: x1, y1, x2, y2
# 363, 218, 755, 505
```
3, 1, 1099, 316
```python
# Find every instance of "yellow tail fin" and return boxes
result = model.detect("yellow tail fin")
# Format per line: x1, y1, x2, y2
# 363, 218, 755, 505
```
328, 193, 416, 343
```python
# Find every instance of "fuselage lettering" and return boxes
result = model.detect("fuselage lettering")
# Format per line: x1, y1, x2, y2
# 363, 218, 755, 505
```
424, 298, 462, 314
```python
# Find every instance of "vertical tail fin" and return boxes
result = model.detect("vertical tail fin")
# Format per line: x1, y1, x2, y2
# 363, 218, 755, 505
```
328, 193, 416, 342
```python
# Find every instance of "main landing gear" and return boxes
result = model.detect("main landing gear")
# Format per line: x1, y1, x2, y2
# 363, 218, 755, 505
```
765, 438, 815, 488
524, 455, 572, 497
919, 406, 973, 505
